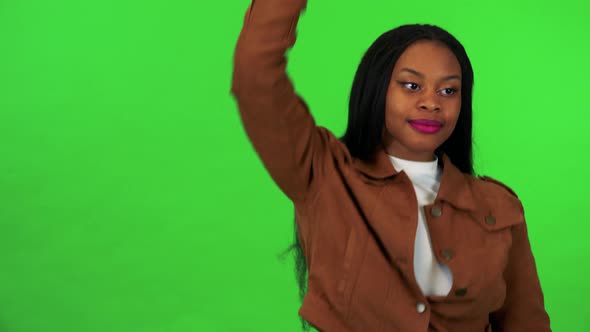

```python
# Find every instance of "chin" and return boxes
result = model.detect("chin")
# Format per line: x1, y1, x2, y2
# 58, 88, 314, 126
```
408, 143, 440, 154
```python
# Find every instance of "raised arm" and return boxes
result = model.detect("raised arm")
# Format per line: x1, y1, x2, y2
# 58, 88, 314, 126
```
489, 221, 552, 331
231, 0, 330, 203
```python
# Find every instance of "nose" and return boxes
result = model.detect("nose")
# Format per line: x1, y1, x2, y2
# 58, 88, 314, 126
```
418, 93, 441, 112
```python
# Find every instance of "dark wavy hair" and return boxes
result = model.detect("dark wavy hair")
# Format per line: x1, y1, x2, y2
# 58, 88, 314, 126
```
279, 24, 475, 331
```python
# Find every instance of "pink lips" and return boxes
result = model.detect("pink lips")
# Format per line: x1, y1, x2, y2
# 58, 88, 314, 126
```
408, 119, 443, 134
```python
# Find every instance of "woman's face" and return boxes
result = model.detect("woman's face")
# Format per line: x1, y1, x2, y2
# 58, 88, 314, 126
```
383, 40, 462, 161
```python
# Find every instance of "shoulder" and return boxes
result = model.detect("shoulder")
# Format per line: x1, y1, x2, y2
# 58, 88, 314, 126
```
477, 175, 519, 198
470, 175, 525, 228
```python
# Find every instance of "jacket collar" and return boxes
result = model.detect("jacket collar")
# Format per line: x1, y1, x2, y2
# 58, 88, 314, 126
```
353, 146, 478, 212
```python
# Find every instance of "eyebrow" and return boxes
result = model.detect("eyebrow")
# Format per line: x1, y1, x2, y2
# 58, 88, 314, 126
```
399, 68, 461, 81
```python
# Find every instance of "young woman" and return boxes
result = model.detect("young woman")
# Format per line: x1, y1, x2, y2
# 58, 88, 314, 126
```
231, 0, 551, 331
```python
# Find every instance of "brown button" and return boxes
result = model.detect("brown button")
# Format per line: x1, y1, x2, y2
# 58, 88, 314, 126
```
485, 215, 496, 225
455, 288, 468, 297
430, 206, 442, 217
441, 248, 454, 260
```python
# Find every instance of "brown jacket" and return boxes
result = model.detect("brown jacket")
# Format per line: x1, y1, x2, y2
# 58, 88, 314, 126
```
230, 0, 551, 331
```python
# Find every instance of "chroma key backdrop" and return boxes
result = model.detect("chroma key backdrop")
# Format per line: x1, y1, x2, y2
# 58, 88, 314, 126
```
0, 0, 588, 331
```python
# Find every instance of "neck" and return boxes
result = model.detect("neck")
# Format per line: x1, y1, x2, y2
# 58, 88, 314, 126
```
384, 147, 436, 162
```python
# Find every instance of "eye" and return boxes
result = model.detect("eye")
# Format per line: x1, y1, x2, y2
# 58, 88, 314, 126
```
401, 82, 420, 91
439, 88, 458, 96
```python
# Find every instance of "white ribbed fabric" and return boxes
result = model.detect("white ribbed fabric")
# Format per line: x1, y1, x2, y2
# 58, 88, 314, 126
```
388, 154, 453, 297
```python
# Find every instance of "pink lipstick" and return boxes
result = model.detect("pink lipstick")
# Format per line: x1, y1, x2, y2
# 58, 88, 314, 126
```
408, 119, 443, 134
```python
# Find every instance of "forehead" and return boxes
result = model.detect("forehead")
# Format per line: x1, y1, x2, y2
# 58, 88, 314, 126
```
393, 40, 461, 76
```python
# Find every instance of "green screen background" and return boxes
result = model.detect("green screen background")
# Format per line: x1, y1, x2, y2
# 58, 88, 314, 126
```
0, 0, 588, 331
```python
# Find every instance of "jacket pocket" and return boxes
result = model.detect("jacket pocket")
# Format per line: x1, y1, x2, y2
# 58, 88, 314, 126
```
338, 228, 356, 287
337, 228, 359, 304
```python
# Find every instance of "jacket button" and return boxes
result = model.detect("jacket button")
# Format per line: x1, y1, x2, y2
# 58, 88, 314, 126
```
441, 248, 454, 260
430, 206, 442, 217
485, 215, 496, 225
455, 288, 468, 297
416, 302, 427, 314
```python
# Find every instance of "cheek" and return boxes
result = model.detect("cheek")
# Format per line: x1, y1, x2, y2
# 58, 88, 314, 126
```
385, 92, 411, 122
443, 104, 462, 135
384, 106, 407, 135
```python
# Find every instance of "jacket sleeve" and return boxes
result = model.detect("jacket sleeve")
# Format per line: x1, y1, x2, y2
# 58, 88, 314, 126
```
231, 0, 330, 204
489, 220, 552, 331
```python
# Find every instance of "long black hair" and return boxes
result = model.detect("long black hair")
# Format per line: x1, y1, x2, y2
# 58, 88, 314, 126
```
280, 24, 475, 331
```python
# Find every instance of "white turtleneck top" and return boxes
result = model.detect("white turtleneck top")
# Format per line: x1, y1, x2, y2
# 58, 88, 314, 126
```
388, 154, 453, 297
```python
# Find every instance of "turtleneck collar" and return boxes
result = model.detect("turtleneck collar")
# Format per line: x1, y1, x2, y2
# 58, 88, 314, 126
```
387, 154, 440, 180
